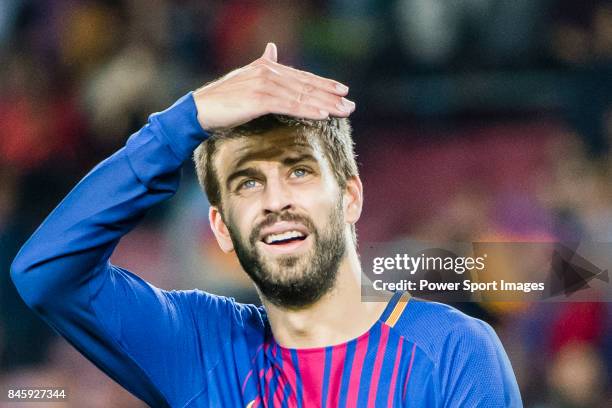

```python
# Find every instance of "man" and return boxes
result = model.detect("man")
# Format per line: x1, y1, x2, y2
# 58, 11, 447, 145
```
11, 43, 522, 407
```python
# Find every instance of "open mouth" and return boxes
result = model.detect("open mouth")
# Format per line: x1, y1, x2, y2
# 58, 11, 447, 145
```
262, 230, 307, 245
258, 223, 311, 254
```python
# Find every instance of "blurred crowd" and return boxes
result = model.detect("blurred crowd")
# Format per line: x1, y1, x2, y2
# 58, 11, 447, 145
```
1, 0, 611, 406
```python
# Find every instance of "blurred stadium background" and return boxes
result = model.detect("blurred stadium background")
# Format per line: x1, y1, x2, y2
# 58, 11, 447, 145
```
1, 0, 611, 406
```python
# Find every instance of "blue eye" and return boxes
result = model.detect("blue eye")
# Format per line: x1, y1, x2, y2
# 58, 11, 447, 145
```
292, 168, 308, 178
240, 179, 258, 189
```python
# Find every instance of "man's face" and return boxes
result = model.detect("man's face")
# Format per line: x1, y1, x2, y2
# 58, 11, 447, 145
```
211, 128, 349, 308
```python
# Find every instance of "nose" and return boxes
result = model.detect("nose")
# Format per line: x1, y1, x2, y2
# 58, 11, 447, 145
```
262, 175, 293, 215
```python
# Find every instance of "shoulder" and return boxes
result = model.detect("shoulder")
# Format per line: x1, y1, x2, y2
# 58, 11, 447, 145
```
391, 297, 500, 365
167, 289, 267, 331
392, 298, 522, 405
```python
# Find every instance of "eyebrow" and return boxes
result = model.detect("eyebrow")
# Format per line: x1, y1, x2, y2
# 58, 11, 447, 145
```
225, 154, 319, 190
280, 154, 317, 167
232, 142, 312, 169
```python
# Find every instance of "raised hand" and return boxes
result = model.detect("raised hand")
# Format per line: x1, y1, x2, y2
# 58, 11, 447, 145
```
193, 43, 355, 131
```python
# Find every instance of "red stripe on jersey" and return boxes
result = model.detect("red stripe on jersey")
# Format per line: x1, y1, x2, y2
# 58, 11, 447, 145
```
346, 332, 371, 407
403, 343, 417, 401
367, 323, 390, 408
296, 349, 326, 406
325, 343, 348, 408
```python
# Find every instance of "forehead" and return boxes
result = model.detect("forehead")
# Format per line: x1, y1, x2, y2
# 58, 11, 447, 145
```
213, 128, 325, 175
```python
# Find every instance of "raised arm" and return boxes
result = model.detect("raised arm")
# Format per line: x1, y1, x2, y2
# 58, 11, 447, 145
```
10, 92, 209, 407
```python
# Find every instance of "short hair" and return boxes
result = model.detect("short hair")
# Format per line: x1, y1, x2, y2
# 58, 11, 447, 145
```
193, 114, 358, 209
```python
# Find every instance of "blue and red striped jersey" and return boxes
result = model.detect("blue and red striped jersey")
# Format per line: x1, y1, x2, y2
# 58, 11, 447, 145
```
11, 93, 522, 407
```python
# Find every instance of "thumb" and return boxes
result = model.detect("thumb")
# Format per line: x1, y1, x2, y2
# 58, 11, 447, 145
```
261, 42, 278, 62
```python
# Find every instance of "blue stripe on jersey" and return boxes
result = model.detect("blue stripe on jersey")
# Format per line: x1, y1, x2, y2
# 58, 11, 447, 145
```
267, 347, 280, 407
321, 346, 333, 407
356, 322, 382, 404
280, 380, 292, 408
290, 349, 303, 408
338, 339, 357, 408
273, 344, 292, 408
375, 334, 402, 407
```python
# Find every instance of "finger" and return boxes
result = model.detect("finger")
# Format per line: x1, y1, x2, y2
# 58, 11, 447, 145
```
222, 62, 354, 118
246, 59, 349, 96
244, 57, 349, 97
266, 62, 349, 96
238, 64, 354, 115
261, 42, 278, 63
273, 75, 355, 115
263, 77, 354, 117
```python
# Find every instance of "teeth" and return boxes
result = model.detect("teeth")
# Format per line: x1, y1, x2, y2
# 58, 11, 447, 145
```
264, 230, 305, 244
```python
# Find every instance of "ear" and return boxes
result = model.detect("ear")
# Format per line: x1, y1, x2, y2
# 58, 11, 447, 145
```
209, 206, 235, 253
343, 175, 363, 224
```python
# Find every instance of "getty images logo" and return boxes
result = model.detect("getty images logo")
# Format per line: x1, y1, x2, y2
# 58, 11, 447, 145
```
372, 248, 487, 275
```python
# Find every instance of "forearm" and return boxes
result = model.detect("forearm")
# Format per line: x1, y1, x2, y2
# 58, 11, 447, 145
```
10, 92, 207, 310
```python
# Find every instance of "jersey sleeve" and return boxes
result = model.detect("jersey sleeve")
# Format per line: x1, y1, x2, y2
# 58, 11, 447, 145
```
436, 317, 523, 407
9, 93, 227, 407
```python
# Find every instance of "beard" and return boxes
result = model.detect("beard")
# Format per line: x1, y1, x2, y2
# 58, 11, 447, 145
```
226, 201, 346, 308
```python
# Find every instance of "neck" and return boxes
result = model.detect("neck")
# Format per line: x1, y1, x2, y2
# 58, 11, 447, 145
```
262, 244, 392, 349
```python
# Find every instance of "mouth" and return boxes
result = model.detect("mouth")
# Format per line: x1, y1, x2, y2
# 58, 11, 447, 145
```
263, 230, 307, 245
258, 223, 311, 254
